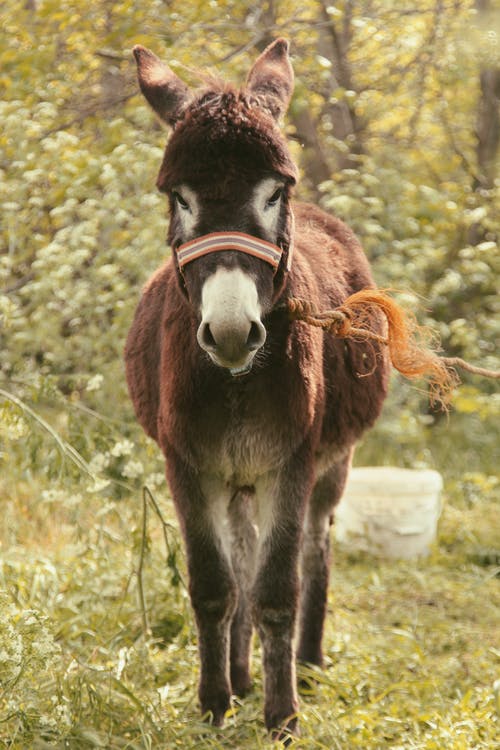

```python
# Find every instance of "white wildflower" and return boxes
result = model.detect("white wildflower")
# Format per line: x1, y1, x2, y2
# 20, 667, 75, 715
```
145, 472, 165, 488
122, 459, 144, 479
86, 373, 104, 392
110, 439, 134, 457
88, 452, 110, 474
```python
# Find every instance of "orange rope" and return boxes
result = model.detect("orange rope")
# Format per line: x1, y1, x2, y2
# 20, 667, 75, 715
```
286, 290, 500, 405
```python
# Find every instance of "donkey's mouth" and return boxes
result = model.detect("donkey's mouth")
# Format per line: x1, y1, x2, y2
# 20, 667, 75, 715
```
229, 362, 253, 377
206, 350, 255, 376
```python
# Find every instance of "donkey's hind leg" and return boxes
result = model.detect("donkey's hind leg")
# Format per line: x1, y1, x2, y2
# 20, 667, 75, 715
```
228, 488, 258, 696
297, 450, 352, 667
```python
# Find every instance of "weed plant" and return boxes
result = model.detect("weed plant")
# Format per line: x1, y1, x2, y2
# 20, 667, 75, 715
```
1, 456, 498, 748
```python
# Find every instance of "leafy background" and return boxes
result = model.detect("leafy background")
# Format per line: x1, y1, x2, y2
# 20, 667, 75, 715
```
1, 0, 499, 747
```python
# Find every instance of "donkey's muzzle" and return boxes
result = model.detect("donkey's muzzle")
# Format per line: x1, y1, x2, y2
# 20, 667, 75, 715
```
197, 318, 266, 374
197, 266, 267, 374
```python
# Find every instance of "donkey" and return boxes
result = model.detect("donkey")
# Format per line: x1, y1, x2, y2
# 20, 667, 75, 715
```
125, 39, 389, 739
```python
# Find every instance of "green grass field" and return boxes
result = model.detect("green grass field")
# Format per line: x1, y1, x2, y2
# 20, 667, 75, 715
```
1, 467, 498, 749
2, 0, 499, 744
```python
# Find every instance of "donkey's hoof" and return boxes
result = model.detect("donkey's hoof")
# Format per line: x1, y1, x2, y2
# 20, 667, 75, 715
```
230, 664, 253, 697
200, 688, 231, 727
268, 713, 300, 744
270, 723, 300, 746
201, 708, 227, 728
296, 659, 324, 692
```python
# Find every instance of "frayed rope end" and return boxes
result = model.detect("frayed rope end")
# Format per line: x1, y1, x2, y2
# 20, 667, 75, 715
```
286, 289, 498, 408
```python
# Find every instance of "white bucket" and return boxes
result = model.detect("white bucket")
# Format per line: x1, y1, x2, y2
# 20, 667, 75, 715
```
334, 467, 443, 559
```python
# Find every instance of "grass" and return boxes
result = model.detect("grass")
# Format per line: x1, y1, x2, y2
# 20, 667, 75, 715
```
0, 471, 499, 749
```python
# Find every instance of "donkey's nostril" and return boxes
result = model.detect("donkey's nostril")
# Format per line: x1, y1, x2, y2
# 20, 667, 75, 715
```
199, 321, 217, 351
197, 316, 266, 365
246, 320, 266, 351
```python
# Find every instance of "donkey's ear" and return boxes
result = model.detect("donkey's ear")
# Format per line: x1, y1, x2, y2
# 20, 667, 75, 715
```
246, 38, 294, 120
133, 45, 191, 126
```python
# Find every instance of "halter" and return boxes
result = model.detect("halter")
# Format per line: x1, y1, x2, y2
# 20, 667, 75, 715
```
176, 231, 292, 274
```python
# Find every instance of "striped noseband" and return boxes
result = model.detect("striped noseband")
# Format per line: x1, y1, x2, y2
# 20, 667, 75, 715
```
176, 232, 287, 274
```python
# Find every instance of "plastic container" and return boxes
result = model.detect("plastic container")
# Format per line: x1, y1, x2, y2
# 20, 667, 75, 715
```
334, 467, 443, 559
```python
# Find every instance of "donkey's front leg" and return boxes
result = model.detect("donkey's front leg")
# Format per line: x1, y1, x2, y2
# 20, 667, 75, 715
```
253, 444, 314, 739
228, 488, 258, 697
166, 453, 237, 726
189, 528, 236, 726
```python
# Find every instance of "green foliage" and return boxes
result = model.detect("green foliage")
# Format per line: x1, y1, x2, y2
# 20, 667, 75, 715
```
1, 0, 499, 746
1, 0, 499, 476
0, 480, 498, 748
0, 594, 68, 741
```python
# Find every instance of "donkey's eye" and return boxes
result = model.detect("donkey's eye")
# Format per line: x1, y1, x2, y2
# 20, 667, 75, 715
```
172, 191, 190, 211
266, 187, 283, 208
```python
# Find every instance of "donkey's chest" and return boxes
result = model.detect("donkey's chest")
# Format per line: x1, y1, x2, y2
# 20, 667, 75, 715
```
186, 390, 291, 484
215, 426, 284, 484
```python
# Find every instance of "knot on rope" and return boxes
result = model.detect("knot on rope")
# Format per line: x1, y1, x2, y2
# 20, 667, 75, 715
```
284, 289, 500, 407
285, 296, 387, 342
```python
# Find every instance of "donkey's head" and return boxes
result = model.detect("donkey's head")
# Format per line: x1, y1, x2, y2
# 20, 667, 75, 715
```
134, 40, 298, 376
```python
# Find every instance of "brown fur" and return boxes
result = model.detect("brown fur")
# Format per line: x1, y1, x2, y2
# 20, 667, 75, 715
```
125, 39, 390, 740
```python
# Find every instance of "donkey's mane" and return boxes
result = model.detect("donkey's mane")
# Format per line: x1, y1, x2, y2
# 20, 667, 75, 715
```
170, 67, 285, 124
156, 81, 298, 193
